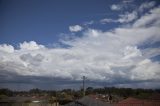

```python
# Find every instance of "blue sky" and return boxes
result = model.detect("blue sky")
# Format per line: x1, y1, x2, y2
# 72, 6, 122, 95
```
0, 0, 160, 90
1, 0, 156, 46
0, 0, 114, 45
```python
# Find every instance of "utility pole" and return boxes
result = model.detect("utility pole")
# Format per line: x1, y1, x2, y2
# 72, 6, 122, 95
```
82, 76, 86, 97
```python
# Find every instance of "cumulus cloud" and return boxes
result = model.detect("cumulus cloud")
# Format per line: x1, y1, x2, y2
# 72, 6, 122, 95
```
0, 3, 160, 88
0, 44, 14, 53
20, 53, 44, 66
69, 25, 83, 32
20, 41, 45, 50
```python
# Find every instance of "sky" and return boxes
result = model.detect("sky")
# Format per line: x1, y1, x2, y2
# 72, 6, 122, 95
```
0, 0, 160, 90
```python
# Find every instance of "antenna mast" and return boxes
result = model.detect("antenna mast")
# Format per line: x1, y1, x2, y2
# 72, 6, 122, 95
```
82, 76, 86, 97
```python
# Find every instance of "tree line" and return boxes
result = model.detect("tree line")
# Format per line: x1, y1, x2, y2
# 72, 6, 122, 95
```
0, 87, 160, 99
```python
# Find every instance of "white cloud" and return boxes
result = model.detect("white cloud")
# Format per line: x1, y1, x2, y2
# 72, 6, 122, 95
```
131, 59, 160, 80
118, 11, 138, 23
110, 0, 134, 11
122, 0, 134, 4
111, 1, 155, 12
83, 20, 94, 26
0, 5, 160, 88
69, 25, 83, 32
133, 7, 160, 28
100, 11, 138, 24
139, 1, 156, 12
142, 47, 160, 59
110, 4, 122, 11
0, 44, 14, 53
123, 46, 142, 59
100, 18, 116, 24
104, 1, 156, 24
20, 41, 44, 50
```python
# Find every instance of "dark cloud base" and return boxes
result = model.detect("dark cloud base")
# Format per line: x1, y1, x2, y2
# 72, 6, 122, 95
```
0, 70, 159, 90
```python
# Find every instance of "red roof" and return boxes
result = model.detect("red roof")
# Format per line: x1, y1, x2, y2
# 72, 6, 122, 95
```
118, 97, 144, 104
116, 97, 160, 106
149, 93, 160, 100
